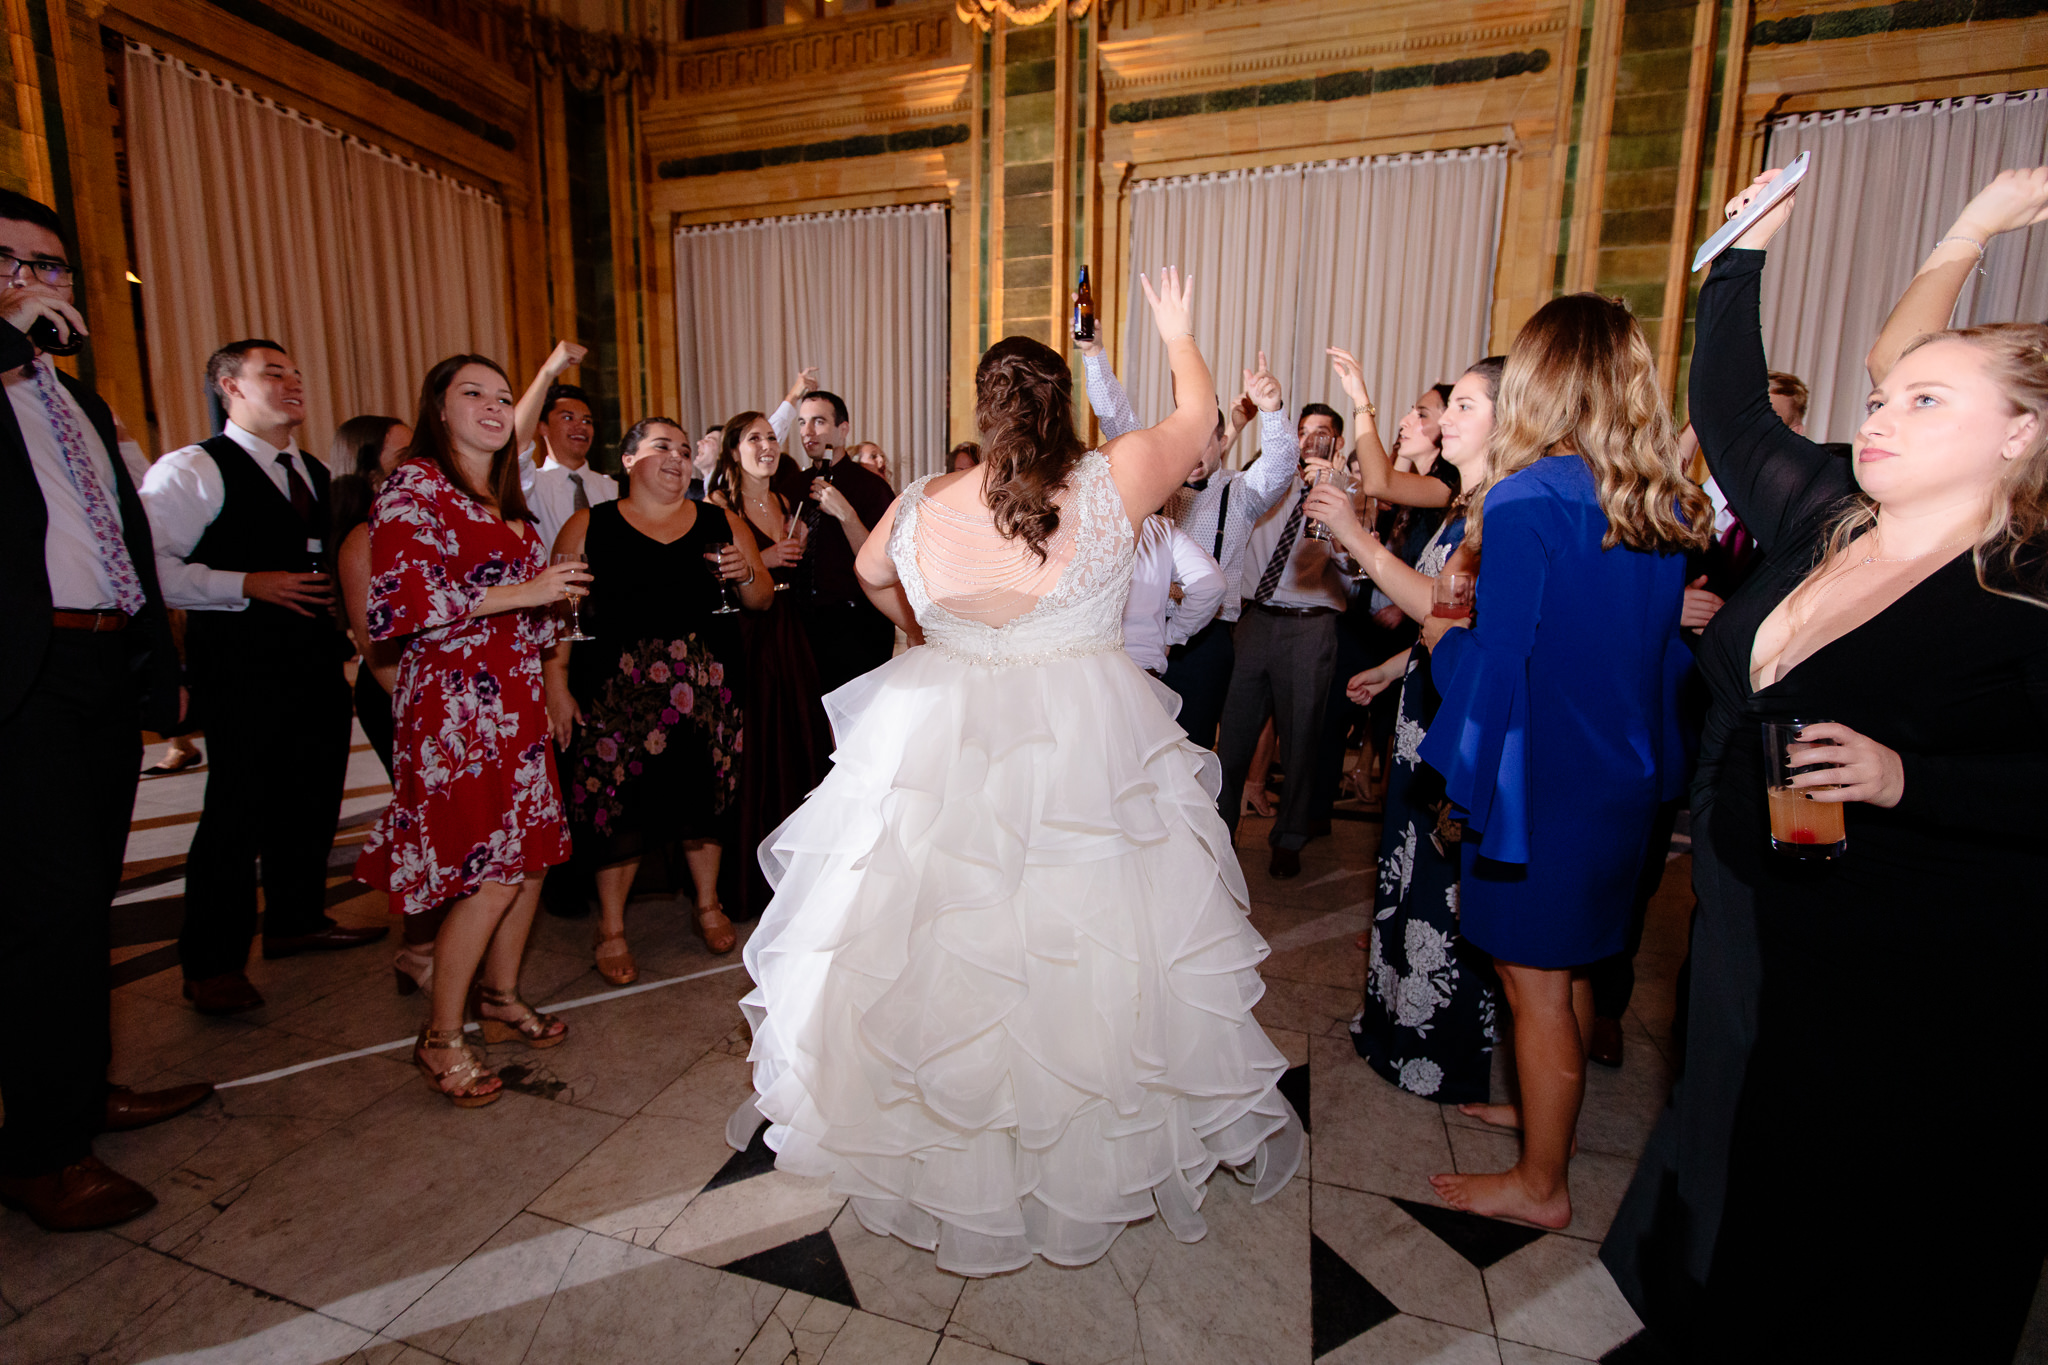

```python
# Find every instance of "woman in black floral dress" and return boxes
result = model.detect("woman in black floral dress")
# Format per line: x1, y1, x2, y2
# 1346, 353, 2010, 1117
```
543, 419, 769, 980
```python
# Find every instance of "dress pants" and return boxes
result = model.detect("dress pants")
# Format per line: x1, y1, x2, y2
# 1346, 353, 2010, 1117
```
179, 658, 352, 979
1306, 615, 1380, 823
804, 602, 896, 697
1216, 608, 1339, 851
1160, 617, 1234, 749
0, 632, 138, 1177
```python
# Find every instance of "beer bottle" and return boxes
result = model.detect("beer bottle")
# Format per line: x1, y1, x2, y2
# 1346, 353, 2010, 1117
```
1072, 265, 1096, 343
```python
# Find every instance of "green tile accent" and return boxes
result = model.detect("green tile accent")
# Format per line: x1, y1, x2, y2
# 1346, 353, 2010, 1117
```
1006, 59, 1057, 97
1006, 161, 1055, 196
1107, 49, 1550, 124
1751, 0, 2040, 46
1003, 224, 1054, 257
656, 124, 969, 179
1004, 24, 1058, 62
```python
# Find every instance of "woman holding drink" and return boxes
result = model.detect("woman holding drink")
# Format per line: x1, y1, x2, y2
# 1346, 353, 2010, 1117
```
1606, 171, 2048, 1361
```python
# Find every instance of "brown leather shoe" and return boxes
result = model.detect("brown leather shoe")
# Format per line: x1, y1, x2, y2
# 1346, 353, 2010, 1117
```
0, 1156, 156, 1232
104, 1083, 215, 1133
1589, 1015, 1625, 1069
262, 922, 390, 960
183, 972, 265, 1015
1269, 846, 1303, 880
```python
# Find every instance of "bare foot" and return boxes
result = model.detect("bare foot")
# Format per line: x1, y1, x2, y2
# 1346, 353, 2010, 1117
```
1457, 1102, 1522, 1129
1429, 1167, 1572, 1229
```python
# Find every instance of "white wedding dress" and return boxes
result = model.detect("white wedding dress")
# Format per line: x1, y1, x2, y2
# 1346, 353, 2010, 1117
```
733, 450, 1303, 1276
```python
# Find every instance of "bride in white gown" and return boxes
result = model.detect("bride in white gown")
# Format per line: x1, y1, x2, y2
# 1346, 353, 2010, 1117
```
730, 268, 1303, 1276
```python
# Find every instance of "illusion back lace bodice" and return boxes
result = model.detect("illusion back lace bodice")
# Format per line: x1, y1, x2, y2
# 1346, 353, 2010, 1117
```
890, 451, 1136, 666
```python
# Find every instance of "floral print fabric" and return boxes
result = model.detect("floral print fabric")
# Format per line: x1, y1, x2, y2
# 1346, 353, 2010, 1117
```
354, 459, 571, 915
567, 636, 741, 837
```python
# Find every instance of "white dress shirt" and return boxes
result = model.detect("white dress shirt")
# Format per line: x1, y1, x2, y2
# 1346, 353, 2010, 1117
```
1081, 352, 1302, 622
1122, 514, 1225, 674
140, 420, 325, 611
529, 460, 619, 553
7, 360, 132, 611
1237, 483, 1351, 613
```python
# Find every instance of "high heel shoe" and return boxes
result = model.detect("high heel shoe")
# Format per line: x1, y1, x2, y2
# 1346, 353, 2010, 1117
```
696, 903, 736, 955
413, 1026, 501, 1107
393, 945, 435, 996
594, 931, 638, 986
473, 985, 569, 1049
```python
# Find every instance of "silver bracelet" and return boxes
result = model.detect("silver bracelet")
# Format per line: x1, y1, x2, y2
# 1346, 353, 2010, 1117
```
1932, 234, 1984, 258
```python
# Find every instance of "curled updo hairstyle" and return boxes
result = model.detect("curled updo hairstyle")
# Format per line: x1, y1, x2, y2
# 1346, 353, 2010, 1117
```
974, 336, 1086, 561
1468, 296, 1708, 554
1821, 324, 2048, 610
708, 410, 772, 511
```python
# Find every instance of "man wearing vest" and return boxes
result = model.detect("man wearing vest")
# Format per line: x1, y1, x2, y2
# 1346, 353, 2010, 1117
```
141, 340, 384, 1016
0, 189, 214, 1231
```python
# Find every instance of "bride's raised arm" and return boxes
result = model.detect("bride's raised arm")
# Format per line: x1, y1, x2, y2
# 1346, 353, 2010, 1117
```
1105, 268, 1218, 523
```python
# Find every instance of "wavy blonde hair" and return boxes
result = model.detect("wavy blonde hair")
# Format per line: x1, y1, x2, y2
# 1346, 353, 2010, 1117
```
1466, 293, 1710, 555
1807, 323, 2048, 610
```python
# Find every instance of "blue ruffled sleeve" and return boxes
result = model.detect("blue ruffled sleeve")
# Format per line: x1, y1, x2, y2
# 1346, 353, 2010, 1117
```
1416, 491, 1548, 865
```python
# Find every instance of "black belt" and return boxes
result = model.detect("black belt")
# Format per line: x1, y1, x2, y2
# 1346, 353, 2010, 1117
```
1253, 602, 1337, 618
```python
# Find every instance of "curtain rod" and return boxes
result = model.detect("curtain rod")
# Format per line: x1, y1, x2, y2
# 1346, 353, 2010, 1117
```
675, 202, 946, 237
1132, 144, 1510, 191
1768, 87, 2046, 130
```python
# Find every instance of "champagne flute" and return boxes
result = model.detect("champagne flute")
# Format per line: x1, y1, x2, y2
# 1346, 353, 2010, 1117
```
552, 551, 594, 641
705, 543, 742, 615
1303, 433, 1339, 542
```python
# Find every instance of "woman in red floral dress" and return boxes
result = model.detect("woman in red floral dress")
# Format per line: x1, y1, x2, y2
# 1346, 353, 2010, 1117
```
357, 354, 591, 1107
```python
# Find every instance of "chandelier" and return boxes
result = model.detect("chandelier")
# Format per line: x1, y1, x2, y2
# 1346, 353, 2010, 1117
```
955, 0, 1093, 29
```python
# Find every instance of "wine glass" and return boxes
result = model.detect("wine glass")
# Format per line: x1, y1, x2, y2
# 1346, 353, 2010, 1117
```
705, 544, 742, 615
552, 552, 594, 641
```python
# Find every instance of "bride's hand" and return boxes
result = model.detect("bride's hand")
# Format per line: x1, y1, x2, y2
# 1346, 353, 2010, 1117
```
1138, 266, 1196, 345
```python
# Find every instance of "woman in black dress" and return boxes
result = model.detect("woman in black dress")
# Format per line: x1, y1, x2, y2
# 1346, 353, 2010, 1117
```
543, 419, 770, 980
706, 410, 832, 922
1604, 174, 2048, 1361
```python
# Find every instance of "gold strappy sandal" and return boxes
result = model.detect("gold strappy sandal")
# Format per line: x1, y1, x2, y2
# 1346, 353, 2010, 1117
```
474, 986, 569, 1049
414, 1026, 502, 1108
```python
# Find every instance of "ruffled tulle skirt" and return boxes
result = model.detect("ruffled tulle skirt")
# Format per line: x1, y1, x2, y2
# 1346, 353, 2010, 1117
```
735, 643, 1302, 1276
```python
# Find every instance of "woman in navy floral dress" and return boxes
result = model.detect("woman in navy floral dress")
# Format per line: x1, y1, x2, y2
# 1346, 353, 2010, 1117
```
357, 355, 590, 1108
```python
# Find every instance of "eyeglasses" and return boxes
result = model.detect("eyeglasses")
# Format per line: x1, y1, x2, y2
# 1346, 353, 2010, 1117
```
0, 251, 73, 288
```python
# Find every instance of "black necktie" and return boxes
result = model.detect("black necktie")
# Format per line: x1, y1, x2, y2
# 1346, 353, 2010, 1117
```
1188, 477, 1211, 493
276, 453, 315, 523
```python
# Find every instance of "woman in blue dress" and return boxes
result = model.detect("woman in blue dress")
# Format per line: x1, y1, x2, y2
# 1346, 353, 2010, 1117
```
1307, 356, 1505, 1104
1416, 294, 1708, 1229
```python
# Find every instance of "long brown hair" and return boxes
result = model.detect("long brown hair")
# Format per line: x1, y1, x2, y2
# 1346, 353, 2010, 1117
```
408, 354, 533, 523
1810, 323, 2048, 611
974, 336, 1086, 561
708, 410, 773, 513
1467, 294, 1709, 554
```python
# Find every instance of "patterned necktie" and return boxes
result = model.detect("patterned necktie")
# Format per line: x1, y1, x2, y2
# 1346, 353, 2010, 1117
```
1251, 487, 1308, 603
33, 361, 144, 612
275, 452, 316, 523
568, 471, 590, 511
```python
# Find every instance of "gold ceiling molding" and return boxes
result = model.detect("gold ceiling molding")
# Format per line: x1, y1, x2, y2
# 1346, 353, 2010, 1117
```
240, 0, 532, 119
1100, 18, 1564, 91
645, 87, 977, 155
953, 0, 1095, 30
667, 12, 955, 97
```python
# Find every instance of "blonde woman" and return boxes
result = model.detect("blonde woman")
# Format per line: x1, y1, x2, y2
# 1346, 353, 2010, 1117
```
1623, 171, 2048, 1362
1414, 293, 1707, 1230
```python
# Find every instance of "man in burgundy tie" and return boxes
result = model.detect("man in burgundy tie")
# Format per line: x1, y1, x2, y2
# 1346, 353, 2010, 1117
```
0, 189, 216, 1231
141, 340, 384, 1016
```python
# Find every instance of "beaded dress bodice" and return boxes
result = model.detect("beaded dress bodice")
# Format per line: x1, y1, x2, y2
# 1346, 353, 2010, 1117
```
889, 451, 1137, 667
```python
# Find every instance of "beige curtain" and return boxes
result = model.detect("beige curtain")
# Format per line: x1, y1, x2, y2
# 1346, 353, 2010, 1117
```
674, 204, 948, 485
1760, 90, 2048, 444
124, 42, 509, 460
1122, 146, 1508, 464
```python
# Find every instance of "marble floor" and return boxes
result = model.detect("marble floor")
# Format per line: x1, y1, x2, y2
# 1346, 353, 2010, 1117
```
6, 731, 2039, 1364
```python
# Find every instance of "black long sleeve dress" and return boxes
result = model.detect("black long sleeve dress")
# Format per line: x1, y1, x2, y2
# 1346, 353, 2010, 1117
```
1605, 249, 2048, 1361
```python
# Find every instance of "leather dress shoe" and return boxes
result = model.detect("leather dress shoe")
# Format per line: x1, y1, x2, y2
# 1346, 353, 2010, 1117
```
0, 1156, 156, 1232
183, 972, 265, 1015
104, 1083, 215, 1133
1589, 1016, 1625, 1069
1269, 846, 1303, 879
262, 922, 390, 960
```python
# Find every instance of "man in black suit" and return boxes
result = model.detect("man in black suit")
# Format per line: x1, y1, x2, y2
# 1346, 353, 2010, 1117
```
0, 190, 213, 1231
140, 340, 384, 1015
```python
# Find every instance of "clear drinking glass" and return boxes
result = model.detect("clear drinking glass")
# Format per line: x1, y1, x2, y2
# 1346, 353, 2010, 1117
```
551, 552, 594, 641
1431, 572, 1473, 619
705, 546, 742, 615
1303, 434, 1339, 542
1761, 719, 1846, 860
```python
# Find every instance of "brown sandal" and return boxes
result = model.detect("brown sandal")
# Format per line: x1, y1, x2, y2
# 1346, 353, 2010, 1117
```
414, 1026, 502, 1107
474, 986, 569, 1049
594, 931, 638, 986
697, 903, 736, 955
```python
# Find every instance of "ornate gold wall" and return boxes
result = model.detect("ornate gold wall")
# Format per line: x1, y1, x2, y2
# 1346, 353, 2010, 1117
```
5, 0, 2046, 450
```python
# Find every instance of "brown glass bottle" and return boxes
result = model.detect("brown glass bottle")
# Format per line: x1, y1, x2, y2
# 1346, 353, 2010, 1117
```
1072, 265, 1096, 343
